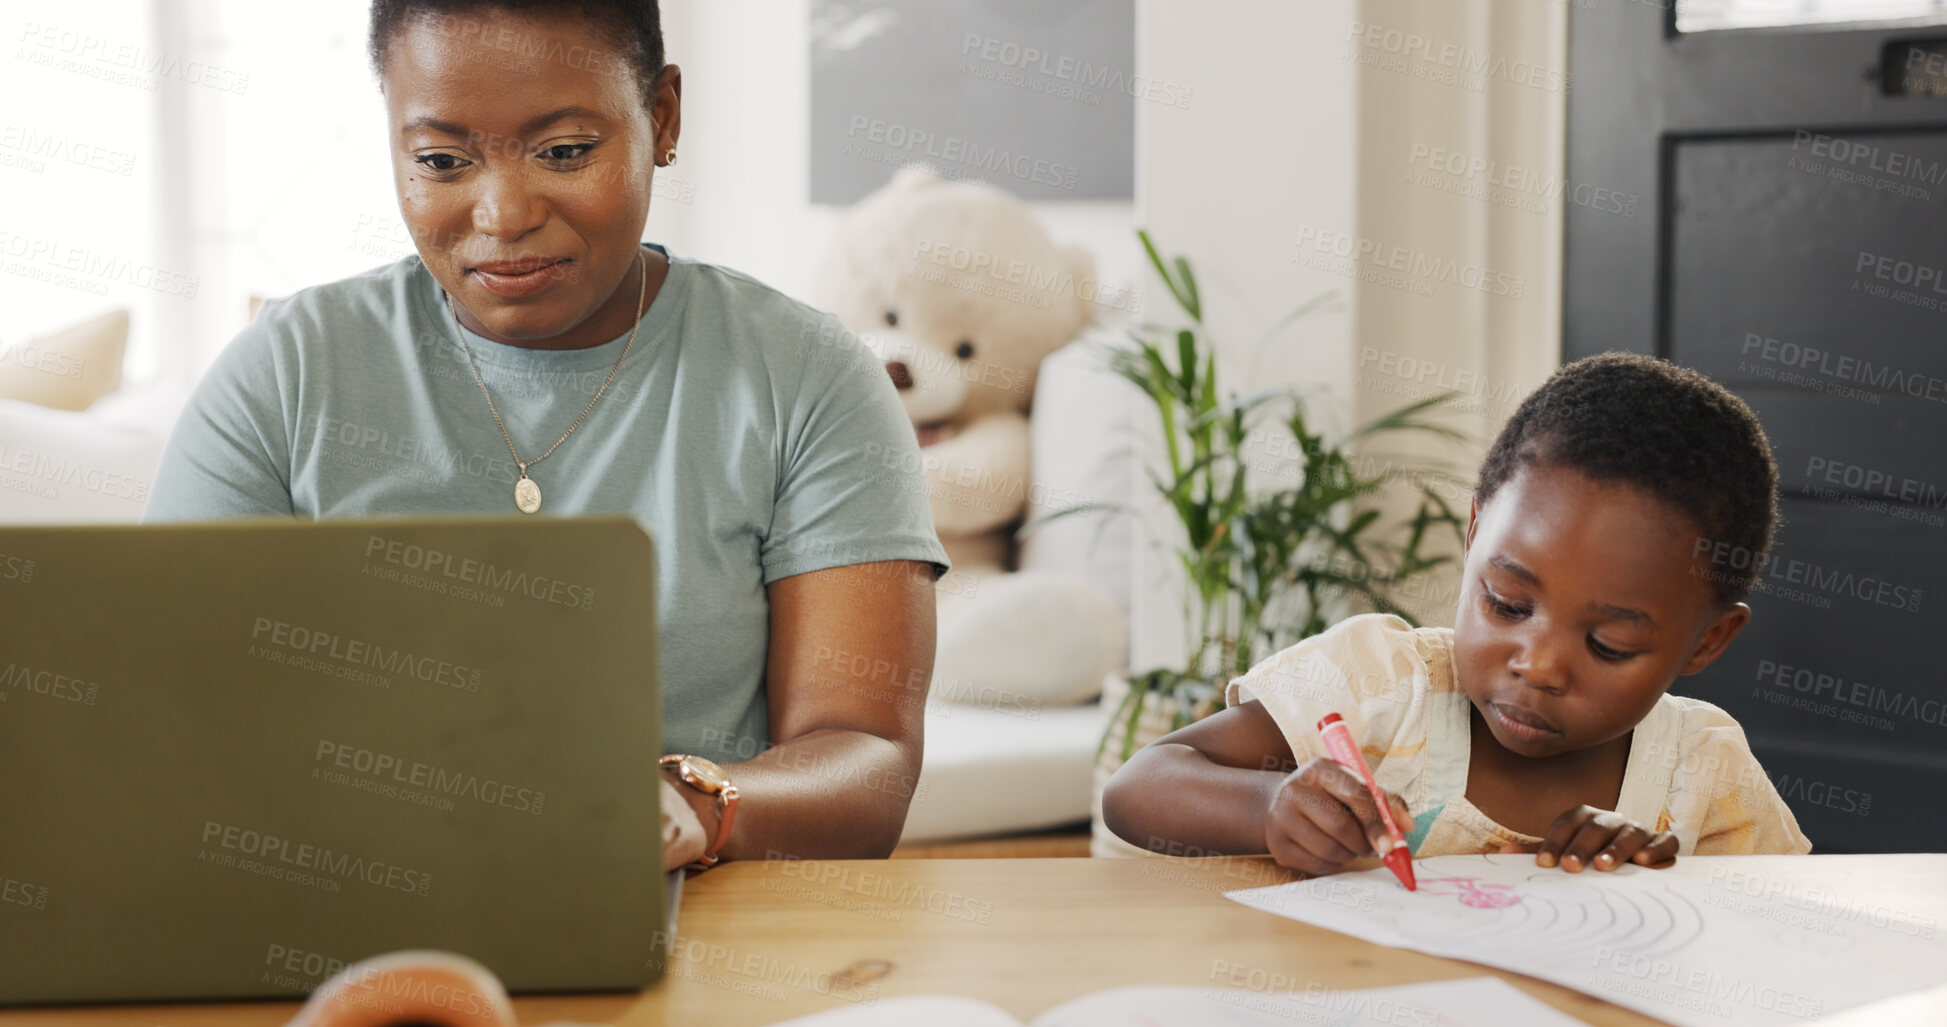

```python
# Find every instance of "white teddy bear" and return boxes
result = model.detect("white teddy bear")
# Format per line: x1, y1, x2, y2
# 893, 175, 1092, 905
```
813, 168, 1124, 710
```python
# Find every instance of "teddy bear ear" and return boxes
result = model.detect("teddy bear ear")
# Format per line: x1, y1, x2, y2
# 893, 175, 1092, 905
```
889, 164, 943, 191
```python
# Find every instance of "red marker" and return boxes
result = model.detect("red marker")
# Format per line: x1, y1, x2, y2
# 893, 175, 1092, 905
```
1316, 712, 1416, 891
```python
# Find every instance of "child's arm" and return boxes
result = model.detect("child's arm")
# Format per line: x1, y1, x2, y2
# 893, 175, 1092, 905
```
1102, 700, 1412, 874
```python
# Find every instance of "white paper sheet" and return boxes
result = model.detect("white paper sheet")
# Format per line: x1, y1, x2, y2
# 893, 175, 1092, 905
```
1227, 853, 1947, 1027
767, 977, 1590, 1026
767, 994, 1025, 1027
1032, 977, 1592, 1026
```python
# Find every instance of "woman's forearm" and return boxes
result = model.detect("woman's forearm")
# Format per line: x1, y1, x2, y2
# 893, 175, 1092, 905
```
691, 559, 933, 863
676, 727, 919, 862
1102, 742, 1283, 856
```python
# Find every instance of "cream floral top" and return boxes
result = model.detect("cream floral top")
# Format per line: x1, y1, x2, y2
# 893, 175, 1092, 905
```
1226, 614, 1813, 856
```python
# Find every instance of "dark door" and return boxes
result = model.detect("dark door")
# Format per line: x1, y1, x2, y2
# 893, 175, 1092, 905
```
1568, 2, 1947, 851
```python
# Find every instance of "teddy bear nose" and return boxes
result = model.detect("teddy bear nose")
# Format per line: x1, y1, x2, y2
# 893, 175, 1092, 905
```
885, 360, 914, 391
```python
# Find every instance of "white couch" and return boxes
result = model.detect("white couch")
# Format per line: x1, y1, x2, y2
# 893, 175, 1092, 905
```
0, 308, 188, 526
897, 333, 1139, 843
0, 384, 187, 524
0, 318, 1139, 845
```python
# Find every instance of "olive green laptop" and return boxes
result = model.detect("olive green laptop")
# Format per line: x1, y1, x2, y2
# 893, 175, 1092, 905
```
0, 517, 670, 1005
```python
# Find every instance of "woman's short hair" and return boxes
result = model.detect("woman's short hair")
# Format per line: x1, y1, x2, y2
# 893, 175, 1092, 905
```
368, 0, 666, 106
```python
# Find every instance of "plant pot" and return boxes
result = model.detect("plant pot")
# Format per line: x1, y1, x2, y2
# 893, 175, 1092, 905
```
1089, 673, 1192, 858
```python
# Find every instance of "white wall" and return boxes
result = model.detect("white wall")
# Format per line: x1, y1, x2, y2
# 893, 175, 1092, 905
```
0, 1, 165, 378
1129, 0, 1568, 669
656, 0, 1140, 308
163, 0, 402, 387
649, 0, 810, 293
1349, 0, 1568, 627
1131, 0, 1363, 672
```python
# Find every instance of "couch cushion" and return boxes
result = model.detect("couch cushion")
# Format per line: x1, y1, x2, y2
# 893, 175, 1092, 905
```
0, 309, 127, 411
898, 696, 1109, 844
1018, 331, 1140, 640
0, 395, 167, 523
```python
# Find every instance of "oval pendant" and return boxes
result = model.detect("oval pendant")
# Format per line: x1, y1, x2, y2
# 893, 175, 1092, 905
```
514, 476, 542, 514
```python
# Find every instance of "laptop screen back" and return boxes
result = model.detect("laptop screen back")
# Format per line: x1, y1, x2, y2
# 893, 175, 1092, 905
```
0, 516, 664, 1004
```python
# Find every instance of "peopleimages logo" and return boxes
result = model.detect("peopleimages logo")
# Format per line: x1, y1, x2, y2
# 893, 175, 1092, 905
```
0, 440, 151, 501
2, 874, 49, 910
1793, 131, 1947, 189
1345, 21, 1571, 94
1733, 331, 1947, 405
363, 535, 596, 611
1694, 539, 1923, 613
909, 238, 1141, 316
0, 338, 90, 379
1706, 864, 1937, 939
1294, 226, 1525, 298
958, 33, 1194, 109
1804, 456, 1947, 510
1754, 658, 1947, 730
199, 820, 432, 896
0, 552, 33, 583
1357, 347, 1526, 406
0, 125, 137, 176
1406, 143, 1637, 217
261, 943, 353, 993
15, 21, 251, 94
0, 661, 100, 704
0, 230, 199, 298
314, 740, 546, 815
843, 116, 1080, 190
1588, 948, 1821, 1021
252, 617, 483, 692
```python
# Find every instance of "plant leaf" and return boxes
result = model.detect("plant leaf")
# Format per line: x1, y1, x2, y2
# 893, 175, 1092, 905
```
1174, 256, 1202, 322
1139, 229, 1194, 316
1175, 330, 1198, 394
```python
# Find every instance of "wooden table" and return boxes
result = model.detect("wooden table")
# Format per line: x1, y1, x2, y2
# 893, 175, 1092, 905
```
8, 855, 1946, 1026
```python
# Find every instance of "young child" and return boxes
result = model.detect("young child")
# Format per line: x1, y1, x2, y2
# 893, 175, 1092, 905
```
1103, 353, 1812, 875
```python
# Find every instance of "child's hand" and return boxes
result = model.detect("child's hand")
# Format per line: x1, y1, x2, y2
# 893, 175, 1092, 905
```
1264, 758, 1414, 876
1498, 805, 1678, 872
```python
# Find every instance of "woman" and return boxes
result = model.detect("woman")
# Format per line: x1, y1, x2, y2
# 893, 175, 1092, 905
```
145, 0, 948, 870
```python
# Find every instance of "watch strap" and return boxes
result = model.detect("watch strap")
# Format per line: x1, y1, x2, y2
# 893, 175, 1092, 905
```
661, 754, 739, 870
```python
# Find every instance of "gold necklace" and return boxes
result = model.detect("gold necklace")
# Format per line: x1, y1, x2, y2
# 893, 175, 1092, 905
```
444, 251, 647, 514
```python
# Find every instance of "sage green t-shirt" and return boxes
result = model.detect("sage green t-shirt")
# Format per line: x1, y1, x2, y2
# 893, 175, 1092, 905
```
145, 245, 949, 762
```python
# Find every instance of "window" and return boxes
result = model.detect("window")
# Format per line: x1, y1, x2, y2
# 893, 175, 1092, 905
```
1679, 0, 1947, 33
1, 3, 161, 379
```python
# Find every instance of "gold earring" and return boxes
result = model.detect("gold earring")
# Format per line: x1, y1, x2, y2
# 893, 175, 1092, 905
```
664, 148, 678, 166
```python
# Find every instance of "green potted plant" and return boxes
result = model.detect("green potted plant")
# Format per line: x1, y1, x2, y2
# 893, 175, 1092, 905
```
1062, 231, 1471, 855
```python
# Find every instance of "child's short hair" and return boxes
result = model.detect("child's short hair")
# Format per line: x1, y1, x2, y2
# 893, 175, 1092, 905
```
1475, 353, 1778, 606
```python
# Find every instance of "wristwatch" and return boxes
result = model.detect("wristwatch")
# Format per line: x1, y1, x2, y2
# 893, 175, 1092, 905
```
660, 754, 740, 869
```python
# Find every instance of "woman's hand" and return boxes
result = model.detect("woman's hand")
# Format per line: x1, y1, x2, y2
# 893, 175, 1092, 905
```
1499, 805, 1678, 871
660, 777, 708, 871
1264, 758, 1415, 877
